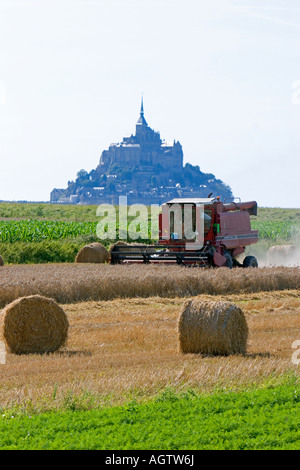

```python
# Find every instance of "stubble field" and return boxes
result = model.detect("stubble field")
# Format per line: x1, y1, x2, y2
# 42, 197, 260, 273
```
0, 263, 300, 410
1, 263, 300, 307
0, 204, 300, 448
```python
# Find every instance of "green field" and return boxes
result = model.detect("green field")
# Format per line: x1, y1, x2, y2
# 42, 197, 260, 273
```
0, 202, 299, 264
0, 203, 153, 263
0, 380, 299, 450
0, 202, 98, 222
1, 202, 299, 223
0, 218, 297, 243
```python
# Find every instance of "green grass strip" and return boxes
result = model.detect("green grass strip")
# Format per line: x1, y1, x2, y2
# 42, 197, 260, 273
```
0, 383, 300, 450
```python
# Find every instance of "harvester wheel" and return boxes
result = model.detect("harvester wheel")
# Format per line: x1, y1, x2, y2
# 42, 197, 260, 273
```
243, 255, 258, 268
224, 252, 233, 269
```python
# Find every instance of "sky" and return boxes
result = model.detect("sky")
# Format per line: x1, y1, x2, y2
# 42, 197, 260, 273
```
0, 0, 299, 208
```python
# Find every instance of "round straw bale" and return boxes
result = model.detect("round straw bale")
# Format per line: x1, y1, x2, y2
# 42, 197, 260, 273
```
178, 299, 248, 355
75, 242, 109, 263
0, 255, 4, 266
2, 295, 69, 354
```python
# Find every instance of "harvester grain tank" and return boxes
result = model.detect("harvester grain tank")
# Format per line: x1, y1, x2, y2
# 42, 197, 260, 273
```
110, 197, 259, 268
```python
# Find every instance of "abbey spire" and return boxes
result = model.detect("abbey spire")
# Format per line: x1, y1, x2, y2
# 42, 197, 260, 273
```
136, 95, 148, 127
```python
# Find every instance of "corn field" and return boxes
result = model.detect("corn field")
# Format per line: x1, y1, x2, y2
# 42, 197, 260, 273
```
251, 220, 298, 241
0, 220, 98, 243
0, 219, 297, 244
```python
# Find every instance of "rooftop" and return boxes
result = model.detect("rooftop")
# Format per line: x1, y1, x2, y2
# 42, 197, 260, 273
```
166, 198, 219, 205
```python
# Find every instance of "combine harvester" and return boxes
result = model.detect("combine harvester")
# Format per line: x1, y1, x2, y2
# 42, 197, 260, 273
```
111, 197, 259, 268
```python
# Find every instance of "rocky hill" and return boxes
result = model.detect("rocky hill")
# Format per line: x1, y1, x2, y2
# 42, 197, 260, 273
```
51, 100, 233, 205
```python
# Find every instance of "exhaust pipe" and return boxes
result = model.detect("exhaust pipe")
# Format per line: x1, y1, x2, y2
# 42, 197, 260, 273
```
222, 201, 257, 216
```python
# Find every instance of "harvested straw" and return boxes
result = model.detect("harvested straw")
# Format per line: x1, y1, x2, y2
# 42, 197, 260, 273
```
178, 299, 248, 355
75, 242, 109, 264
2, 295, 69, 354
0, 255, 3, 266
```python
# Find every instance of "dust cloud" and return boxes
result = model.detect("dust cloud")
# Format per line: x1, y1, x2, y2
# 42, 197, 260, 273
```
245, 225, 300, 268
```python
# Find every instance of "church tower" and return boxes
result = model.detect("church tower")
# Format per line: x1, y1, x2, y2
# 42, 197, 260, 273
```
136, 96, 148, 129
98, 97, 183, 170
135, 97, 161, 149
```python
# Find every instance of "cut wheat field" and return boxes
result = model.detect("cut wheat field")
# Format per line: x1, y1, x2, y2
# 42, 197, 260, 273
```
0, 290, 300, 411
0, 263, 299, 307
0, 262, 299, 412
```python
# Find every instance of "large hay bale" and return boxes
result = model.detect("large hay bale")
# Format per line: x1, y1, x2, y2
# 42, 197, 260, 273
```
178, 299, 248, 355
0, 255, 4, 266
268, 245, 299, 266
2, 295, 69, 354
75, 242, 109, 264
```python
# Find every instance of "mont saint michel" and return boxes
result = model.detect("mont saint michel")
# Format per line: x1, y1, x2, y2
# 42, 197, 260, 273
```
51, 99, 232, 205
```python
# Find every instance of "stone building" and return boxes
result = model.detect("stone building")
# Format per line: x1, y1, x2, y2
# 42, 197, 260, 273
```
97, 98, 183, 172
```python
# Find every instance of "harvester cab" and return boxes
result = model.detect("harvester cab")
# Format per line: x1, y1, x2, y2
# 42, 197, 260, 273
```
110, 197, 259, 268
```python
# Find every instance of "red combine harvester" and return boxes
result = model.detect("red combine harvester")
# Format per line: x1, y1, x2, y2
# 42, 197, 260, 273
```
110, 197, 259, 268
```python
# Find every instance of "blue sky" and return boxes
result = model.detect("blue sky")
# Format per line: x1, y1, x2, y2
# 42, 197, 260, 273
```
0, 0, 299, 208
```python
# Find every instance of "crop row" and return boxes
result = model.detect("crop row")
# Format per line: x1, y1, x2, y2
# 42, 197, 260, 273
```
0, 219, 154, 243
251, 220, 298, 241
0, 219, 297, 243
0, 221, 98, 243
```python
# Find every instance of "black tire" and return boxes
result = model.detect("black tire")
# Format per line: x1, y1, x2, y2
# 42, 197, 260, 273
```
110, 252, 120, 264
224, 252, 233, 269
243, 255, 258, 268
232, 258, 243, 268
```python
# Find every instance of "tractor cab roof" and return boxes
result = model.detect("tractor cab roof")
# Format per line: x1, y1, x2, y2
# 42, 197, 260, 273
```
165, 197, 219, 206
